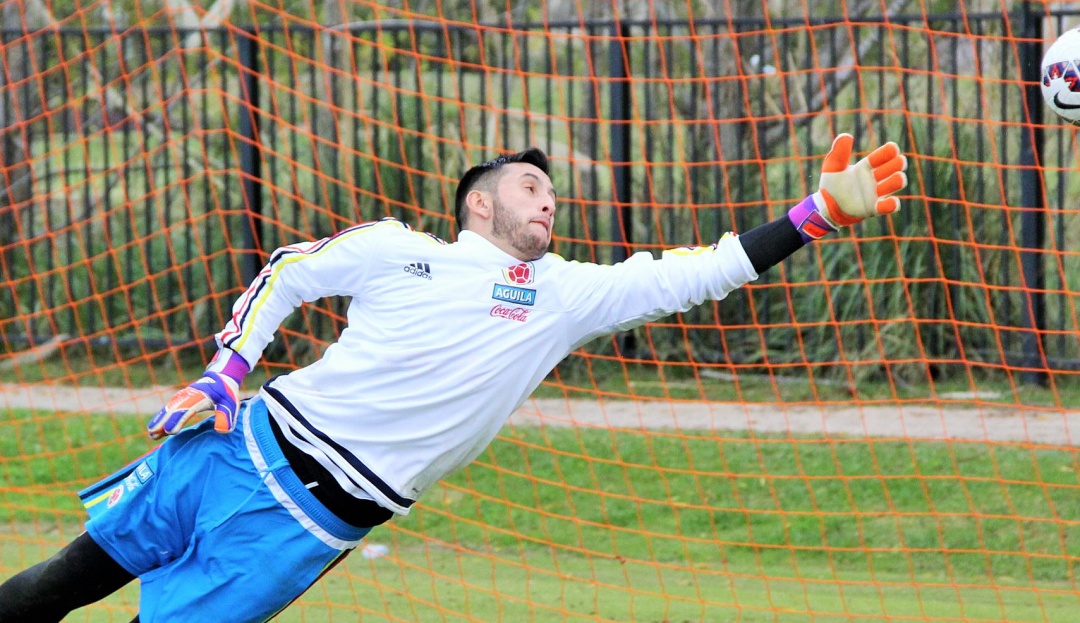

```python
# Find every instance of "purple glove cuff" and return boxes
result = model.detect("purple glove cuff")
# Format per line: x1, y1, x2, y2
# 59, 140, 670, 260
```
787, 194, 837, 243
206, 348, 250, 386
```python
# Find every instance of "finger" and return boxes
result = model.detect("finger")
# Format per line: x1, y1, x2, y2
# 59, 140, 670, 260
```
867, 141, 902, 168
149, 388, 212, 437
876, 171, 907, 198
872, 155, 907, 182
875, 196, 901, 215
148, 407, 191, 439
164, 388, 213, 416
147, 406, 170, 439
213, 409, 235, 433
162, 410, 193, 436
821, 133, 854, 173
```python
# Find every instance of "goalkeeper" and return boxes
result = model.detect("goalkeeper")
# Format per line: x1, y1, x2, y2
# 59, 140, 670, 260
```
0, 134, 906, 622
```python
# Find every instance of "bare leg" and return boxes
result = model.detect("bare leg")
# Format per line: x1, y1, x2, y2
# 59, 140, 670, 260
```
0, 531, 135, 622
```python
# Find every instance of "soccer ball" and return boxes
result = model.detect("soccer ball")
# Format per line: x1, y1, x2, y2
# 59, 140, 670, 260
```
1041, 27, 1080, 125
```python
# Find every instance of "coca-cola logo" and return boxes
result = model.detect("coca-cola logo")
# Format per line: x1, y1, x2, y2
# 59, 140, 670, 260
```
490, 304, 529, 322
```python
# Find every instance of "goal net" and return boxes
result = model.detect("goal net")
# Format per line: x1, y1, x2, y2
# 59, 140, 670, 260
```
1, 2, 1077, 621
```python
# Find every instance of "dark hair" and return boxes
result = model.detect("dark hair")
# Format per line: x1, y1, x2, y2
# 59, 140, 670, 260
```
454, 147, 549, 231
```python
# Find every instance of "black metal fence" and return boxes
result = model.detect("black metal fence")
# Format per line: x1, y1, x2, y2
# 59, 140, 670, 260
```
1, 8, 1078, 380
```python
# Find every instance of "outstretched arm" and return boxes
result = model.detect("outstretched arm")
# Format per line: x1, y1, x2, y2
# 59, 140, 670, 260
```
146, 218, 405, 439
560, 134, 908, 345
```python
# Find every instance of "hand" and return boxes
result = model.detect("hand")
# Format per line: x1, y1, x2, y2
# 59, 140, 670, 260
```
147, 371, 240, 440
789, 133, 908, 241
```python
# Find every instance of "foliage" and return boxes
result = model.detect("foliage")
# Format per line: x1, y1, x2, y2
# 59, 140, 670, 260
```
1, 10, 1076, 381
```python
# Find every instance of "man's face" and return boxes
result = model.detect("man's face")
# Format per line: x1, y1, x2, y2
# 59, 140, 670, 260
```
488, 163, 557, 260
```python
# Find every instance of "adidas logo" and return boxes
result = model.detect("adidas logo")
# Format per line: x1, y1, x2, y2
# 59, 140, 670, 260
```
403, 262, 432, 280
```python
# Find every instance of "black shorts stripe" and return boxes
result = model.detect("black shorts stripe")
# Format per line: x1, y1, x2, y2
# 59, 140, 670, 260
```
262, 381, 415, 509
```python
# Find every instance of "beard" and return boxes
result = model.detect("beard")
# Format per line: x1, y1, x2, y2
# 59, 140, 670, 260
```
491, 195, 550, 260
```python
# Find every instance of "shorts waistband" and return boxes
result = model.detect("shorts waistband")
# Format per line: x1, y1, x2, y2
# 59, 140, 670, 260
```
243, 397, 370, 544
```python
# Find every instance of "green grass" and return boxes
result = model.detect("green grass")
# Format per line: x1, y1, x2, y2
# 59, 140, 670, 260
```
9, 529, 1078, 622
0, 408, 152, 520
314, 544, 1080, 623
2, 406, 1079, 621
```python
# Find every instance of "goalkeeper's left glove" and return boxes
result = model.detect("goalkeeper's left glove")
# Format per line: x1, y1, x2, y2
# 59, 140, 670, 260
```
787, 133, 908, 242
146, 349, 249, 440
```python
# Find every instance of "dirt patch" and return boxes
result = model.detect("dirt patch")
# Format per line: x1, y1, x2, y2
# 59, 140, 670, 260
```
512, 398, 1080, 446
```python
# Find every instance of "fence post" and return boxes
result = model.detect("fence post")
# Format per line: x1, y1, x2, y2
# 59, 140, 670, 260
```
609, 20, 632, 262
609, 20, 635, 356
238, 27, 264, 286
1018, 2, 1048, 385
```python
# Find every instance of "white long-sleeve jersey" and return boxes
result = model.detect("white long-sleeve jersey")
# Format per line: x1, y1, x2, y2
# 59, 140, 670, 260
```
217, 218, 758, 514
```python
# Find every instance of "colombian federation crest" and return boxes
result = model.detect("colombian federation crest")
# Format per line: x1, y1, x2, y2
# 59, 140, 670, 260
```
503, 262, 534, 285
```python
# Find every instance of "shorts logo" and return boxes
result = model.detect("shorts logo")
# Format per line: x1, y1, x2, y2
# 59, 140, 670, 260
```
135, 461, 154, 483
492, 284, 536, 306
107, 485, 124, 508
490, 304, 529, 322
503, 262, 534, 285
404, 262, 432, 280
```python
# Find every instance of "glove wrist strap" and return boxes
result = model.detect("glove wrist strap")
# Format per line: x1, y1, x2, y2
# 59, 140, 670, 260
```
206, 348, 250, 386
787, 194, 838, 243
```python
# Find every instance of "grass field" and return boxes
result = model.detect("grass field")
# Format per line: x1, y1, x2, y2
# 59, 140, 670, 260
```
2, 406, 1079, 621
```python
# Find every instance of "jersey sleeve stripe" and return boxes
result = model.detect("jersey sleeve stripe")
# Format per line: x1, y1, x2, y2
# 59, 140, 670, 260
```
219, 219, 409, 352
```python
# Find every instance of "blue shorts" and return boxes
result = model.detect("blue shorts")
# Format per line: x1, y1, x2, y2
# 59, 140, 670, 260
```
79, 396, 372, 622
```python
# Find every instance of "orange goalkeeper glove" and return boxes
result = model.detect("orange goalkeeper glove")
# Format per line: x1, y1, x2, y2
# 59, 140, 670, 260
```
146, 349, 249, 440
787, 133, 908, 242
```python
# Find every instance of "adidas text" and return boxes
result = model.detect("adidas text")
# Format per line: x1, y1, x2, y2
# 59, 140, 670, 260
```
404, 263, 432, 280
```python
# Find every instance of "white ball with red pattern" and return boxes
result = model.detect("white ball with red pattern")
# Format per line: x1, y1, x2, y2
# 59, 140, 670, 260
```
1042, 27, 1080, 125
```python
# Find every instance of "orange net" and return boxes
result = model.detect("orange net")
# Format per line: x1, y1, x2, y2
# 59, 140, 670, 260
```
1, 1, 1078, 621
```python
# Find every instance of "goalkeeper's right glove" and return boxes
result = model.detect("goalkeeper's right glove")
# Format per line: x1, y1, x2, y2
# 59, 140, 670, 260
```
787, 133, 908, 242
147, 349, 249, 440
